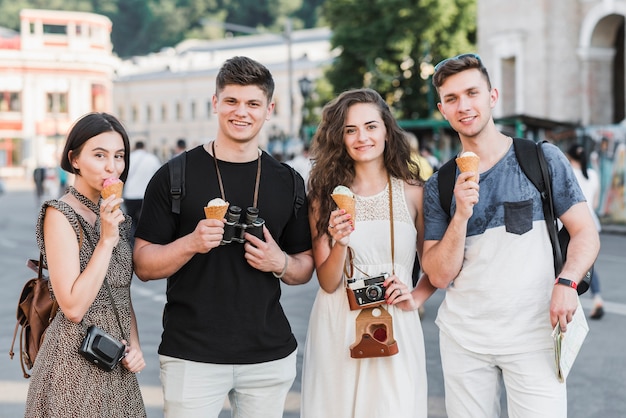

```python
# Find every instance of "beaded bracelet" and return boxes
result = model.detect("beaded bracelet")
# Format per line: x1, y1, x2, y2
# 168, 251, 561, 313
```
272, 251, 288, 279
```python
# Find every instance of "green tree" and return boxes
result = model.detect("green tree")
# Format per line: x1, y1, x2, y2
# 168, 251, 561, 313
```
322, 0, 476, 120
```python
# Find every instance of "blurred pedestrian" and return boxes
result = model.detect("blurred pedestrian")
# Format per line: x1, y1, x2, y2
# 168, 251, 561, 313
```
123, 141, 161, 243
173, 138, 186, 158
57, 165, 69, 196
285, 142, 312, 190
567, 143, 604, 319
422, 145, 441, 172
33, 166, 46, 204
406, 132, 433, 180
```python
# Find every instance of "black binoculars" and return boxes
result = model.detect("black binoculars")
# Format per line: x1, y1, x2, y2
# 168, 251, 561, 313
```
221, 206, 265, 245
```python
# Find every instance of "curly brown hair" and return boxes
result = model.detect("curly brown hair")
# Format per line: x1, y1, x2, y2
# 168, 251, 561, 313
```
308, 88, 422, 240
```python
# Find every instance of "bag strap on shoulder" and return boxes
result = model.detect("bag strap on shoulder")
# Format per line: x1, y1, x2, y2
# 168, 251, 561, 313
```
514, 137, 565, 274
169, 151, 187, 214
281, 162, 305, 218
437, 157, 457, 221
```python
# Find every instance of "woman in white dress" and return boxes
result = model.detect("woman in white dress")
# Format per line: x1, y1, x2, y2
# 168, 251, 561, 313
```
301, 88, 437, 418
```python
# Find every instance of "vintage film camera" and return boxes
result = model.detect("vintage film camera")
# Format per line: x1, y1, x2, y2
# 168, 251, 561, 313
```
350, 306, 399, 358
346, 273, 389, 311
221, 206, 265, 245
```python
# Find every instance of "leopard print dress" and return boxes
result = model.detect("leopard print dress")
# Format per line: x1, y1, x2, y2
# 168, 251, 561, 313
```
25, 187, 146, 417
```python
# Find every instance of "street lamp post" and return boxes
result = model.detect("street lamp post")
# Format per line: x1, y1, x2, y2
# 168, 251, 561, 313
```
298, 76, 313, 141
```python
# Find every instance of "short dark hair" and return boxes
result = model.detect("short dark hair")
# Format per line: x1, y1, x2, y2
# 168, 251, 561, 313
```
432, 53, 492, 95
176, 138, 186, 149
60, 112, 131, 182
215, 56, 275, 101
135, 140, 145, 149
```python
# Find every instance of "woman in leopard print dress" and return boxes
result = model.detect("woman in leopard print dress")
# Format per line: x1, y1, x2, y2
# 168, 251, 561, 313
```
25, 113, 146, 417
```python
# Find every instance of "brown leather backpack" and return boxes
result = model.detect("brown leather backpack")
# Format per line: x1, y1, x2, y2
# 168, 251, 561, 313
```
9, 257, 59, 378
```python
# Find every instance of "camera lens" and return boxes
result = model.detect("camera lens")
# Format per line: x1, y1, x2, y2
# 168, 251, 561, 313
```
365, 285, 383, 301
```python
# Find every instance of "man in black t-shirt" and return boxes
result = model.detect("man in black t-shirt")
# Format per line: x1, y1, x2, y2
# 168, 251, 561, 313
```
133, 56, 314, 418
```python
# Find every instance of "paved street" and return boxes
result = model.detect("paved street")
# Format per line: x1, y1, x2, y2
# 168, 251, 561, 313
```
1, 183, 625, 417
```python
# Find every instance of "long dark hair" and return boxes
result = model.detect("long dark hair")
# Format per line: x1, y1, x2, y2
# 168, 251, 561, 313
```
308, 88, 421, 240
60, 112, 131, 182
567, 144, 589, 179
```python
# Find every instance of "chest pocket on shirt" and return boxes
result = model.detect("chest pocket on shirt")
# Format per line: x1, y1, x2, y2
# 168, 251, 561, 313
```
504, 199, 533, 235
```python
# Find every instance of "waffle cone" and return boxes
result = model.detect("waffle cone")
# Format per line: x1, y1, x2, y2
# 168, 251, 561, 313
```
455, 155, 480, 182
331, 194, 356, 220
204, 204, 228, 220
100, 182, 124, 210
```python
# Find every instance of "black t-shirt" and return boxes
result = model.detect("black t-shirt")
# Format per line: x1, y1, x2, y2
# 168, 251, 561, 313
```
136, 145, 311, 364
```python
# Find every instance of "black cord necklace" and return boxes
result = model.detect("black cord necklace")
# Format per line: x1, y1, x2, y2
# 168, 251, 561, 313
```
211, 141, 262, 207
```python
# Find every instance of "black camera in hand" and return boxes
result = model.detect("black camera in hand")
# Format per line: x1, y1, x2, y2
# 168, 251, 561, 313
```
221, 206, 265, 245
346, 273, 389, 310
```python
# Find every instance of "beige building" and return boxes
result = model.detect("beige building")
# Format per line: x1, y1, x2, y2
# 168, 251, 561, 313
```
113, 27, 334, 160
477, 0, 626, 220
478, 0, 626, 127
0, 9, 118, 178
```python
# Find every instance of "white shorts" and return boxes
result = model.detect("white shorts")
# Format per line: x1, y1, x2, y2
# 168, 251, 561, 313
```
159, 350, 297, 418
439, 331, 566, 418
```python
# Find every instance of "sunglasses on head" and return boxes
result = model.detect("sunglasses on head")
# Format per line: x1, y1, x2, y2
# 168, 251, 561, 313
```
434, 53, 481, 73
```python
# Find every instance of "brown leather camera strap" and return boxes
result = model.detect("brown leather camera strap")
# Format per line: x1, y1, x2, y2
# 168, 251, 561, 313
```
344, 174, 395, 282
211, 141, 262, 208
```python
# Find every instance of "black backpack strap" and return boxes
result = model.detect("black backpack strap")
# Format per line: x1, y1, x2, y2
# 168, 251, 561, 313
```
437, 157, 458, 220
513, 138, 566, 278
281, 162, 305, 218
168, 151, 186, 214
535, 141, 565, 275
512, 137, 545, 196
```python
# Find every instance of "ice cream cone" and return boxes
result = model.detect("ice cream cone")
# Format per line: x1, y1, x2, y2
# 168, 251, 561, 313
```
332, 194, 356, 221
100, 181, 124, 210
204, 204, 228, 220
455, 153, 480, 182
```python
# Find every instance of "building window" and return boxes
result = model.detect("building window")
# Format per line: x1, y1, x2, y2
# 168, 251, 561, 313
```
161, 104, 167, 121
43, 24, 67, 35
500, 57, 517, 116
146, 105, 152, 122
176, 102, 182, 121
132, 105, 138, 122
91, 84, 106, 112
190, 101, 196, 120
206, 101, 211, 118
46, 92, 68, 114
0, 92, 21, 112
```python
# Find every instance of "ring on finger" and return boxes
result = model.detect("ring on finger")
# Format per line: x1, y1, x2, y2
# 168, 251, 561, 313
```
328, 224, 334, 229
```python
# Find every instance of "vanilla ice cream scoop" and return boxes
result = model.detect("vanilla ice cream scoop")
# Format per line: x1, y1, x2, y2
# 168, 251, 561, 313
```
204, 197, 229, 219
331, 185, 356, 222
455, 151, 480, 182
